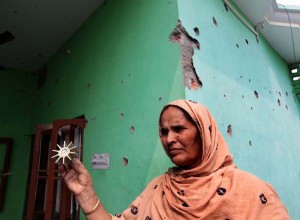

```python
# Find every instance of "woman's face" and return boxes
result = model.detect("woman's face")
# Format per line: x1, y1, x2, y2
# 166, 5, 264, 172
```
159, 106, 202, 169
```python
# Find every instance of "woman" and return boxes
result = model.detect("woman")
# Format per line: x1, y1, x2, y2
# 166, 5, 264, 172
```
59, 99, 290, 219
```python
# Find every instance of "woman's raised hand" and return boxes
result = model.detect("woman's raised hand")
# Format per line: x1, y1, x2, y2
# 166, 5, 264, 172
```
58, 158, 111, 219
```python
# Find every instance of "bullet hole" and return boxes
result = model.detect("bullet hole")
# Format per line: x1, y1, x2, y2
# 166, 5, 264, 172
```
286, 105, 288, 110
240, 75, 243, 78
212, 17, 218, 26
170, 20, 202, 90
286, 91, 288, 96
122, 157, 128, 166
128, 74, 131, 77
249, 140, 252, 146
236, 44, 239, 48
273, 109, 274, 111
121, 80, 123, 84
251, 107, 253, 110
224, 94, 226, 97
269, 91, 272, 94
249, 79, 251, 83
277, 99, 281, 106
224, 3, 229, 11
254, 90, 259, 99
227, 125, 232, 137
91, 117, 96, 121
120, 113, 124, 119
245, 39, 248, 44
130, 126, 135, 133
193, 27, 199, 36
65, 48, 71, 55
158, 97, 162, 101
242, 95, 244, 99
87, 83, 91, 89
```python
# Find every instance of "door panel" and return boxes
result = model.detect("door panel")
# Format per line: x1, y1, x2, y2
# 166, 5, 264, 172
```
26, 119, 86, 220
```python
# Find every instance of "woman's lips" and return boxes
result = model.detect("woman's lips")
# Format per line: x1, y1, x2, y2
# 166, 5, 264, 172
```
168, 148, 183, 156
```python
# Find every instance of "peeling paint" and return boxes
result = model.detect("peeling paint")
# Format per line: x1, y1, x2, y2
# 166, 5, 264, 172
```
169, 20, 202, 90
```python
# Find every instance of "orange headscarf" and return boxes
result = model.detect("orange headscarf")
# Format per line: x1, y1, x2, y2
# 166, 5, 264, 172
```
112, 100, 290, 219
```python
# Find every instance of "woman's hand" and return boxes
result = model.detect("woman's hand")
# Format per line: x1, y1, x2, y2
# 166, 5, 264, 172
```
58, 158, 111, 220
58, 158, 93, 197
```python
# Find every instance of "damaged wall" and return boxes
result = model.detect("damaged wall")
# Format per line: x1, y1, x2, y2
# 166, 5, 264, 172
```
176, 0, 300, 218
31, 0, 182, 218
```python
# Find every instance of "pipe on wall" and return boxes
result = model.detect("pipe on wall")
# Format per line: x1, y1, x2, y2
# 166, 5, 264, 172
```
224, 0, 259, 37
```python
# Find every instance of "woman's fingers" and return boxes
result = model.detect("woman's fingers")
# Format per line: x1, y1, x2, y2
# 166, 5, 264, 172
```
58, 164, 67, 177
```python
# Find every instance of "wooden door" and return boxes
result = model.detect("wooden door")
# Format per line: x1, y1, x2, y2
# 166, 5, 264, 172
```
25, 119, 86, 220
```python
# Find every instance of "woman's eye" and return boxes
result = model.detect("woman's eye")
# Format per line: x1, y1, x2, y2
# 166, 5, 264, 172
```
160, 129, 168, 136
173, 126, 185, 133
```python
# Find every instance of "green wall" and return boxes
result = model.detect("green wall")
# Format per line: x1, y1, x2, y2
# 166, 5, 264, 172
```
2, 0, 299, 219
177, 0, 300, 218
33, 0, 182, 217
0, 70, 36, 219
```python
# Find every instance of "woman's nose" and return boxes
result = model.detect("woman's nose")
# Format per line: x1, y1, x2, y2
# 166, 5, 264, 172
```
167, 131, 177, 144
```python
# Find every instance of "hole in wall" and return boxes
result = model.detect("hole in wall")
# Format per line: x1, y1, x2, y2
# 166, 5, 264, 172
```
279, 91, 281, 96
169, 20, 202, 90
120, 113, 124, 120
130, 126, 135, 133
286, 91, 288, 96
249, 140, 252, 146
193, 27, 199, 36
236, 44, 239, 48
251, 107, 253, 110
224, 94, 226, 97
91, 117, 96, 121
245, 39, 248, 44
212, 17, 218, 26
227, 125, 232, 137
277, 99, 281, 106
254, 90, 259, 99
249, 79, 251, 83
286, 105, 288, 110
158, 97, 162, 101
87, 83, 91, 89
122, 157, 128, 166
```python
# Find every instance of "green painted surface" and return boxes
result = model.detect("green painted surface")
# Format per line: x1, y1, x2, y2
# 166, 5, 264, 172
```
34, 0, 181, 217
177, 0, 300, 218
0, 70, 36, 219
